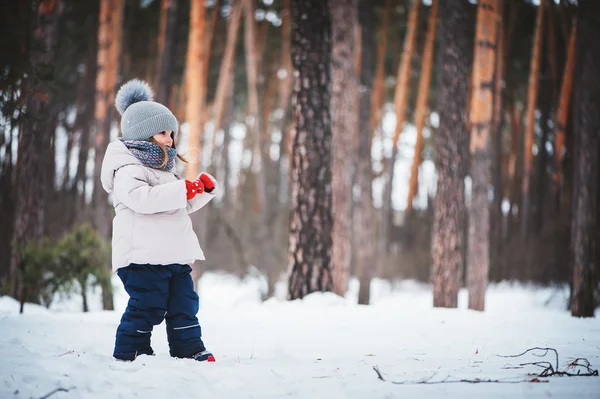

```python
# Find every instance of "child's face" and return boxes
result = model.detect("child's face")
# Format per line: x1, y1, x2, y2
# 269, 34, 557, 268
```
152, 130, 174, 147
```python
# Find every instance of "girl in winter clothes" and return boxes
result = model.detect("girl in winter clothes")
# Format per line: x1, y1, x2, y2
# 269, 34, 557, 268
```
100, 79, 216, 362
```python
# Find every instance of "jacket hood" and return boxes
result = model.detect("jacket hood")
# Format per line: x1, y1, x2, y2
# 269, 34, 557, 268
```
100, 140, 142, 194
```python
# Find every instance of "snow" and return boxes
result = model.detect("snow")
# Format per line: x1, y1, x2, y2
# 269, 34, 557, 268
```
1, 273, 599, 398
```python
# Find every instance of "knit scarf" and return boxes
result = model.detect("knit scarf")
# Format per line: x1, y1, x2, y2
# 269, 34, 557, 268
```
121, 139, 177, 171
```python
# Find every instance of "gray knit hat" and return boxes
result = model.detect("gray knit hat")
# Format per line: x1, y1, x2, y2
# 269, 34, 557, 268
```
115, 79, 178, 141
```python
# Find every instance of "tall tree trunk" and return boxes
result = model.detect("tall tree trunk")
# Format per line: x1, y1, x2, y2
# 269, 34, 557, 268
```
276, 0, 293, 204
521, 1, 544, 240
369, 0, 391, 132
406, 0, 438, 214
382, 0, 419, 251
209, 1, 242, 165
242, 0, 268, 214
93, 0, 123, 311
490, 0, 505, 279
184, 0, 207, 288
553, 18, 576, 198
184, 0, 207, 180
74, 17, 99, 215
467, 0, 499, 312
156, 0, 178, 104
355, 0, 376, 305
570, 1, 599, 318
11, 0, 60, 309
287, 0, 333, 300
330, 0, 357, 297
431, 0, 470, 308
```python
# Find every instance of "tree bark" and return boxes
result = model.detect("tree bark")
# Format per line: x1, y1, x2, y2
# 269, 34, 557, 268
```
521, 1, 544, 240
467, 0, 498, 312
94, 0, 123, 310
553, 18, 576, 195
330, 0, 357, 297
276, 0, 293, 204
431, 0, 470, 308
369, 0, 391, 133
570, 1, 599, 318
156, 0, 178, 104
74, 17, 98, 216
242, 0, 268, 214
382, 0, 419, 251
10, 0, 61, 307
287, 0, 333, 300
490, 0, 505, 277
184, 0, 207, 180
355, 0, 376, 305
406, 0, 438, 214
209, 1, 242, 163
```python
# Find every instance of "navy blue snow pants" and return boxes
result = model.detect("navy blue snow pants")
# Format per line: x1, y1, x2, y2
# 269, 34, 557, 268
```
113, 263, 206, 361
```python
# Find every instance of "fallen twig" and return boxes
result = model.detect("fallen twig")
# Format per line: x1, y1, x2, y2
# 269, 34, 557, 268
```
38, 386, 76, 399
498, 347, 598, 377
372, 366, 543, 384
372, 347, 598, 385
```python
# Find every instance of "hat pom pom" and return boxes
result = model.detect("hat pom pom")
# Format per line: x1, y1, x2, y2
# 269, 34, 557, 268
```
115, 79, 154, 115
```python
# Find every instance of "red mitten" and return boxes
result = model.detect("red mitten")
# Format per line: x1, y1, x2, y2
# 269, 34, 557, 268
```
185, 179, 204, 200
198, 172, 217, 193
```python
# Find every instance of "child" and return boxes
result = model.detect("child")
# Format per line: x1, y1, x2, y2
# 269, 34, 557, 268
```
100, 79, 217, 362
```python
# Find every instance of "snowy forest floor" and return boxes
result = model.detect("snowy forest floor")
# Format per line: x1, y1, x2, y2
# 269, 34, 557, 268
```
1, 273, 599, 398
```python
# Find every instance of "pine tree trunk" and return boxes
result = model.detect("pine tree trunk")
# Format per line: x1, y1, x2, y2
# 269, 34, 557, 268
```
431, 0, 470, 308
330, 0, 357, 297
242, 0, 268, 214
74, 18, 99, 214
93, 0, 123, 311
209, 1, 242, 165
10, 0, 60, 306
287, 0, 333, 300
382, 0, 419, 251
407, 0, 438, 214
184, 0, 207, 181
553, 18, 576, 196
156, 0, 178, 104
490, 0, 505, 279
467, 0, 499, 312
355, 0, 376, 305
369, 0, 391, 132
521, 1, 544, 240
276, 0, 293, 205
570, 1, 599, 318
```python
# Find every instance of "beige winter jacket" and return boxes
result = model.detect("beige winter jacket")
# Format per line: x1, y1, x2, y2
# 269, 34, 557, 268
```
100, 140, 215, 272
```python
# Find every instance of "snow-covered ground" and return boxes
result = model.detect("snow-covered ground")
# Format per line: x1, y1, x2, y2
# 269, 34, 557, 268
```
1, 273, 599, 398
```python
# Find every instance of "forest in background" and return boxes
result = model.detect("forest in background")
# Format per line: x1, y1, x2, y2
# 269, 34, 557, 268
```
0, 0, 598, 316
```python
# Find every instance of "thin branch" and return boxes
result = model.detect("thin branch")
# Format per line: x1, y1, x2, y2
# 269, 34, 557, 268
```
39, 387, 76, 399
372, 366, 544, 384
373, 347, 598, 385
498, 347, 559, 371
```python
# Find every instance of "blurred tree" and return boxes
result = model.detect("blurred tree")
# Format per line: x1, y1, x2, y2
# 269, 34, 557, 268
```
406, 0, 438, 215
355, 0, 376, 305
156, 0, 179, 103
10, 0, 61, 305
521, 0, 544, 240
431, 0, 470, 308
382, 0, 419, 253
92, 0, 123, 310
570, 0, 599, 318
467, 0, 499, 312
330, 0, 358, 296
